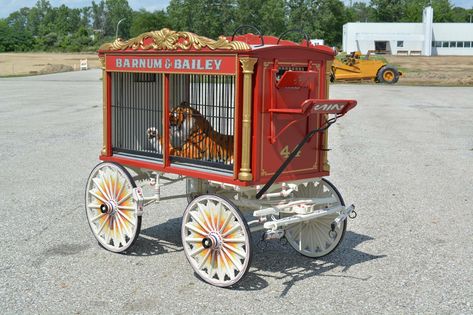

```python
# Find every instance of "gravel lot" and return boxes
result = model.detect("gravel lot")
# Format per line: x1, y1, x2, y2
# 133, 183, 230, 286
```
1, 70, 472, 314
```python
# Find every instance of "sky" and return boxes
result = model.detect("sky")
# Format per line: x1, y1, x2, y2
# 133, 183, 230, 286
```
1, 0, 472, 18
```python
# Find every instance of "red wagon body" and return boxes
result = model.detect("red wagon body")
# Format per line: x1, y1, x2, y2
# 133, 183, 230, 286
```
97, 29, 355, 187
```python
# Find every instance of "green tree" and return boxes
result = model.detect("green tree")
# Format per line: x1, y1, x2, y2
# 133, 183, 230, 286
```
288, 0, 349, 46
347, 2, 374, 22
91, 0, 106, 32
168, 0, 237, 38
259, 0, 287, 35
104, 0, 133, 38
431, 0, 454, 22
130, 9, 169, 36
369, 0, 406, 22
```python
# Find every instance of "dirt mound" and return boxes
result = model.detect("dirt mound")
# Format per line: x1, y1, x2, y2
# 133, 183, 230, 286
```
29, 63, 74, 75
387, 55, 473, 86
0, 53, 100, 77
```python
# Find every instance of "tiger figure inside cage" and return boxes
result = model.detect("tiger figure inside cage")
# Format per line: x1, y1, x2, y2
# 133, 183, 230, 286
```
147, 102, 234, 164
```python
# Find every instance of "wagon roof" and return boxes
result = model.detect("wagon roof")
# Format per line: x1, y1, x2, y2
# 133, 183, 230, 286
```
98, 28, 335, 56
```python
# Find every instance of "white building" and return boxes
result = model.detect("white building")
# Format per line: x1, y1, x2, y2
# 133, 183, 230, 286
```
342, 6, 473, 56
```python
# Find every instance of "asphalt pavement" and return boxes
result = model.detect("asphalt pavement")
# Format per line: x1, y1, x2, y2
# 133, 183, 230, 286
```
0, 70, 472, 314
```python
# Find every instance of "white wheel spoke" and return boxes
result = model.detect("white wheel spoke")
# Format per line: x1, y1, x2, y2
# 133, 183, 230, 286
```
313, 224, 323, 252
219, 212, 233, 234
317, 226, 331, 249
118, 206, 135, 211
87, 203, 101, 209
117, 192, 132, 205
185, 222, 207, 236
221, 250, 235, 280
105, 171, 115, 201
208, 252, 215, 278
97, 215, 110, 235
91, 212, 106, 222
117, 218, 127, 247
221, 223, 241, 238
113, 170, 119, 199
308, 224, 316, 252
117, 209, 135, 226
216, 254, 225, 281
101, 172, 114, 201
189, 211, 211, 234
116, 211, 132, 238
221, 246, 243, 271
216, 202, 222, 232
189, 245, 206, 257
222, 243, 246, 259
198, 202, 215, 232
223, 237, 246, 243
198, 249, 211, 270
115, 178, 126, 202
89, 190, 107, 204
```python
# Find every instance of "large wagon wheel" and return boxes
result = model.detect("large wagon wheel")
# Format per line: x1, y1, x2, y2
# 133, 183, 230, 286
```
85, 162, 142, 253
284, 178, 346, 258
181, 195, 252, 287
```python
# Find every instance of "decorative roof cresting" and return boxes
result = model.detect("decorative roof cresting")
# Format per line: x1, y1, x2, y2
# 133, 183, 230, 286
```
99, 28, 251, 51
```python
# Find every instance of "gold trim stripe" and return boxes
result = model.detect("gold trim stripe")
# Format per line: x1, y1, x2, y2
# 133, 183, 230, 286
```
238, 57, 257, 181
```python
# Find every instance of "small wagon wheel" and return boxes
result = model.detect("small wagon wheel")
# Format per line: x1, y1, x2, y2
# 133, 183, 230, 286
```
284, 179, 346, 258
85, 162, 142, 253
181, 195, 252, 287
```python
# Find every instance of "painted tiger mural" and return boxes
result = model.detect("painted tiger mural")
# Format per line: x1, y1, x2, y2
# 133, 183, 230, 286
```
147, 102, 234, 164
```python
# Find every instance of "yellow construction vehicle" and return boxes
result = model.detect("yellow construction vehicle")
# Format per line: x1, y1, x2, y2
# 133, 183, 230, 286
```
331, 51, 401, 84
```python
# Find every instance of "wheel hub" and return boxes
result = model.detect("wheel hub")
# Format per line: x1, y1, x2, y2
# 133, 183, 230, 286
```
202, 231, 223, 250
100, 200, 118, 215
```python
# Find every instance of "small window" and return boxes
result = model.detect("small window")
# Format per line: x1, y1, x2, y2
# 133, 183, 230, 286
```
397, 41, 404, 48
442, 41, 449, 47
434, 41, 442, 47
465, 41, 471, 48
450, 41, 456, 48
457, 41, 463, 48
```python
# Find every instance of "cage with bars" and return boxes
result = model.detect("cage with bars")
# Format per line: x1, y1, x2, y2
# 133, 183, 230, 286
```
86, 28, 358, 287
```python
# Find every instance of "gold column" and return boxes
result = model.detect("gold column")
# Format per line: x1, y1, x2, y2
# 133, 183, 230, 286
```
238, 57, 257, 181
100, 57, 108, 156
322, 60, 333, 171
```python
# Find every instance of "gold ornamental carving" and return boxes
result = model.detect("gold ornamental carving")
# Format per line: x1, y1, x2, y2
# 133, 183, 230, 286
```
99, 28, 251, 51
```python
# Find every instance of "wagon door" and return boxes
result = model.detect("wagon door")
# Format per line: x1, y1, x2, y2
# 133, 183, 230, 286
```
259, 61, 326, 180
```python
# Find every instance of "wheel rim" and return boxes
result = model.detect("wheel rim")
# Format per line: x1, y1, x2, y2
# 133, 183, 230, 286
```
85, 163, 140, 252
284, 179, 346, 258
182, 195, 251, 287
383, 70, 394, 81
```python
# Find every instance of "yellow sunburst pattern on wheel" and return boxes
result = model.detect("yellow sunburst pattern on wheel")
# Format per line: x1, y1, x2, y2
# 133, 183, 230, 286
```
183, 199, 248, 283
86, 166, 137, 250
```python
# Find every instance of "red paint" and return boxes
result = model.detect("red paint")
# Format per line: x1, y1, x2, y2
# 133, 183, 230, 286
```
106, 55, 237, 75
99, 154, 329, 187
98, 33, 357, 187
